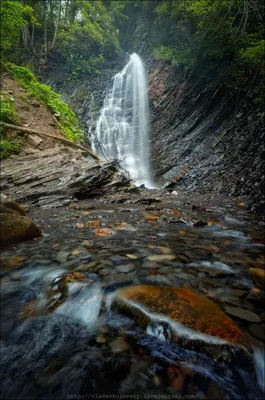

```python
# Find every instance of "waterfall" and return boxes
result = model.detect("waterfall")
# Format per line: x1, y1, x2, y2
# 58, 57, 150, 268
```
92, 53, 153, 187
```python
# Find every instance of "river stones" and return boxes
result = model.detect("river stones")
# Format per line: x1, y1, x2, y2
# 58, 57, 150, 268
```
247, 323, 265, 341
113, 285, 249, 348
224, 306, 261, 323
249, 267, 265, 287
0, 213, 42, 248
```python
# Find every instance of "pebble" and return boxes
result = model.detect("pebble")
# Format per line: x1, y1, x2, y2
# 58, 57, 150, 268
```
249, 267, 265, 287
147, 255, 176, 262
247, 324, 265, 341
116, 263, 135, 273
96, 335, 107, 344
224, 306, 261, 322
111, 256, 130, 266
109, 337, 129, 353
125, 254, 138, 260
56, 250, 70, 263
74, 261, 99, 271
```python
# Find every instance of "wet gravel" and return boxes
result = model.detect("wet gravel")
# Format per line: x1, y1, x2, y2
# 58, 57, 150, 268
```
1, 189, 264, 399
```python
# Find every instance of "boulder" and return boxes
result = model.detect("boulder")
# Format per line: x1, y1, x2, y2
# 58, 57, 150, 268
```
0, 196, 26, 216
0, 213, 42, 248
113, 285, 250, 349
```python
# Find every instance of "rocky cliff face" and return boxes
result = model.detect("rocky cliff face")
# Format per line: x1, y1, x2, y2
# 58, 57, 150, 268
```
148, 61, 264, 213
39, 55, 264, 213
40, 52, 127, 147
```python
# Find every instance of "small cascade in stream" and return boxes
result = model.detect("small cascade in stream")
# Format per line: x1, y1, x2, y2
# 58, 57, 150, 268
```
92, 53, 153, 187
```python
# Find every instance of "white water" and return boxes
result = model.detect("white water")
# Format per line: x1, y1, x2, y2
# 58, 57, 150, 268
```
92, 53, 153, 187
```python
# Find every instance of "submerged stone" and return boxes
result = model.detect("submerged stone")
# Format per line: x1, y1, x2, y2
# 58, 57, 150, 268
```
114, 285, 249, 348
224, 306, 261, 323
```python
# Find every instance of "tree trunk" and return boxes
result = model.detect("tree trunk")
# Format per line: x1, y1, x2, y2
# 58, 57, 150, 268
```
51, 0, 62, 49
64, 0, 70, 24
30, 23, 35, 54
0, 122, 101, 161
44, 12, 47, 63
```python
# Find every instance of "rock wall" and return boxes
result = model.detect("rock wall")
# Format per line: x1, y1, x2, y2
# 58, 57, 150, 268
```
148, 61, 265, 212
39, 52, 127, 147
39, 53, 264, 213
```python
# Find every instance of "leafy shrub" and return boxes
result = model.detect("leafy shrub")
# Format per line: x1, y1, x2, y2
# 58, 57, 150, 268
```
7, 63, 84, 142
0, 137, 21, 159
0, 92, 19, 124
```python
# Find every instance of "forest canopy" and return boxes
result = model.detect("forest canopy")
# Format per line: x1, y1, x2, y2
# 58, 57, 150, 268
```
0, 0, 264, 95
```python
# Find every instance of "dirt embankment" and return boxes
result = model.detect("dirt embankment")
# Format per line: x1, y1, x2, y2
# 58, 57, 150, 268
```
1, 73, 69, 154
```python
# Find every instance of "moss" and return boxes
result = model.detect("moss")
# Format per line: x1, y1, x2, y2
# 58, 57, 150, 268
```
6, 62, 84, 142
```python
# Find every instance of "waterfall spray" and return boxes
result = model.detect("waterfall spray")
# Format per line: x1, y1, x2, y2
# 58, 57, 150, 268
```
92, 53, 153, 187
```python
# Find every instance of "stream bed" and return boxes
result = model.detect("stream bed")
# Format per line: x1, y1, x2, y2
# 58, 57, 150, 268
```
1, 189, 264, 399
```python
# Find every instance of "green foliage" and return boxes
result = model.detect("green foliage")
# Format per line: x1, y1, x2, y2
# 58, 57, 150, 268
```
0, 136, 21, 159
0, 88, 21, 158
56, 1, 125, 79
239, 40, 265, 71
0, 0, 34, 52
0, 92, 19, 124
147, 0, 265, 102
7, 63, 84, 142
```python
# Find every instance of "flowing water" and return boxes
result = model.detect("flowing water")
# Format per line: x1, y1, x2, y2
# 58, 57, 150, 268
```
1, 190, 265, 399
92, 53, 152, 187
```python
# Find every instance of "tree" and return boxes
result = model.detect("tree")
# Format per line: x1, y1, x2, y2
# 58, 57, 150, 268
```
0, 0, 33, 53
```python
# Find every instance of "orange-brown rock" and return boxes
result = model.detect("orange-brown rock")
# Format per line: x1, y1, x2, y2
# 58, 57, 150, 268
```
0, 213, 42, 248
115, 285, 249, 348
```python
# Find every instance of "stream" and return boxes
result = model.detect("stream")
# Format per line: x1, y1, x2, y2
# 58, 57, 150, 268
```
1, 188, 264, 399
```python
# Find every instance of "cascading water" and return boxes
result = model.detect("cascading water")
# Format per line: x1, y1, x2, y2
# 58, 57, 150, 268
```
92, 53, 153, 187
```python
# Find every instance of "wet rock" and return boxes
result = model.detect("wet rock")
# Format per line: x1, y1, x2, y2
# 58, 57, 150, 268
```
109, 337, 129, 353
143, 275, 173, 286
102, 274, 134, 289
193, 220, 208, 227
224, 306, 261, 323
1, 256, 24, 271
0, 213, 42, 248
1, 149, 130, 207
116, 263, 135, 273
56, 250, 70, 263
230, 289, 248, 298
125, 331, 261, 400
74, 261, 99, 271
111, 256, 130, 266
247, 324, 265, 341
249, 268, 265, 287
114, 285, 249, 347
116, 223, 137, 231
147, 255, 176, 263
0, 196, 26, 216
125, 254, 138, 260
189, 261, 234, 275
96, 334, 107, 344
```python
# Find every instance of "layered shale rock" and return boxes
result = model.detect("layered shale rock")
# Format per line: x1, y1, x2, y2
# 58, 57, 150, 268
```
0, 147, 130, 208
